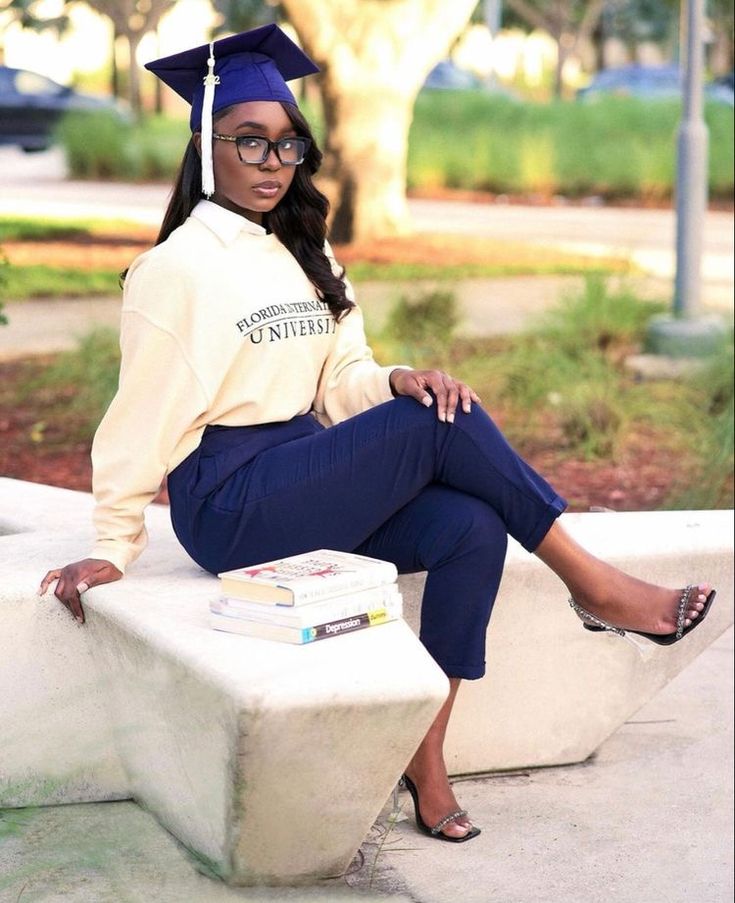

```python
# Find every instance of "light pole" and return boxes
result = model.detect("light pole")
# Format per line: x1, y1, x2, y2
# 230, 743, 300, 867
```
646, 0, 724, 356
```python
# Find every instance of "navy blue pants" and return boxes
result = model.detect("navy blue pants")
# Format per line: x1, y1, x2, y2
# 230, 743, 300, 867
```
168, 397, 566, 679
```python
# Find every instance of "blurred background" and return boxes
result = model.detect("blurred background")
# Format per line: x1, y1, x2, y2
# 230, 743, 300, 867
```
0, 0, 733, 514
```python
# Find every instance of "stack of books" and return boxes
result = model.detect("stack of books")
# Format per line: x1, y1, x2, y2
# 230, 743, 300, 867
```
211, 549, 402, 644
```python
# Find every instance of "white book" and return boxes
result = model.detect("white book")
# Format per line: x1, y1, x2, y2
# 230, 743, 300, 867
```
211, 584, 402, 628
217, 549, 398, 606
210, 597, 402, 645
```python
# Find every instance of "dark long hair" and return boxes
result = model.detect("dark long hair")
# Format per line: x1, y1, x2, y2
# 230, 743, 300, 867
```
142, 103, 352, 321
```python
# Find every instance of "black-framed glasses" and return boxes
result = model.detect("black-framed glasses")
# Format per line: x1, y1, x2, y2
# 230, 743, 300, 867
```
212, 134, 311, 166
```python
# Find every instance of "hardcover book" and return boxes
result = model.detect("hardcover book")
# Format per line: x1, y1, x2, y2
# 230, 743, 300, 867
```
217, 549, 398, 606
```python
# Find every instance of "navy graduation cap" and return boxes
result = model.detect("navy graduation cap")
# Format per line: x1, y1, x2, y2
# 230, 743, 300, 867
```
145, 24, 319, 197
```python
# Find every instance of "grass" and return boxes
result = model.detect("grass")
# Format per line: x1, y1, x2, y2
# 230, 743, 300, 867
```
4, 265, 121, 299
1, 214, 631, 300
343, 260, 622, 282
0, 216, 150, 243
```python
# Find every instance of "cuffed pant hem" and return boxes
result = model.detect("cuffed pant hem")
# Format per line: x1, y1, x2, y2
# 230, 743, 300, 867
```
436, 661, 486, 680
522, 495, 568, 553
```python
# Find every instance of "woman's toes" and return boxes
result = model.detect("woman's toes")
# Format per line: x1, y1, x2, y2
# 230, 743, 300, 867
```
442, 820, 472, 839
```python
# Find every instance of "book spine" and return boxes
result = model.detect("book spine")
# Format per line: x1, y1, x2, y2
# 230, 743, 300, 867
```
210, 606, 399, 643
288, 567, 397, 605
211, 586, 401, 627
300, 608, 394, 643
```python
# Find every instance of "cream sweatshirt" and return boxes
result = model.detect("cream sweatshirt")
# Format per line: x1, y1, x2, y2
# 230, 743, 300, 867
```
90, 201, 401, 573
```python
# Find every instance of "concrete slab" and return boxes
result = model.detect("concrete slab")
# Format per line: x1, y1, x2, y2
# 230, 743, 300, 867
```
349, 625, 734, 903
0, 800, 398, 903
2, 627, 731, 903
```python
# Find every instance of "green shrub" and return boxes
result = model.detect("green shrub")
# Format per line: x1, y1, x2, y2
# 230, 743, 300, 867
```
55, 95, 734, 201
668, 333, 735, 508
381, 289, 460, 367
28, 328, 121, 433
56, 112, 189, 181
409, 93, 734, 200
534, 274, 667, 357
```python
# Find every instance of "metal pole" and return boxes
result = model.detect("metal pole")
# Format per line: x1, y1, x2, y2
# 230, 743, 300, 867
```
645, 0, 723, 357
673, 0, 707, 317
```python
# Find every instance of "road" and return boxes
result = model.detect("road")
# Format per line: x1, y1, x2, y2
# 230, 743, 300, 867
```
0, 146, 732, 286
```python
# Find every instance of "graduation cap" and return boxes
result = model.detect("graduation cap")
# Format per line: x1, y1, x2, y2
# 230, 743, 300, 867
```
145, 24, 319, 197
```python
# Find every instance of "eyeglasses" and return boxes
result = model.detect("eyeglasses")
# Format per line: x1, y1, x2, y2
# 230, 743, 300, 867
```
212, 134, 311, 166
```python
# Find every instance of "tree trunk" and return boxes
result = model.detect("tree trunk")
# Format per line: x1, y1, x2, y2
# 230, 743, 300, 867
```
319, 79, 416, 242
125, 31, 144, 118
282, 0, 478, 243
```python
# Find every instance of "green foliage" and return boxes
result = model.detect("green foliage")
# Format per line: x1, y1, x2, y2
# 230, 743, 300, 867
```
667, 333, 735, 508
381, 289, 460, 368
0, 215, 146, 242
28, 329, 121, 433
409, 93, 734, 200
344, 260, 618, 282
534, 274, 668, 356
56, 111, 189, 181
53, 95, 734, 201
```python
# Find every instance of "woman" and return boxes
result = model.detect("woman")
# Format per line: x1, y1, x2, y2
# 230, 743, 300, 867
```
39, 25, 715, 844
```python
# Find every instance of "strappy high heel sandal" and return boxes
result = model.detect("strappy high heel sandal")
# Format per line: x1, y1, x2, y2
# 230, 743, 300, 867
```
400, 774, 481, 843
569, 584, 717, 646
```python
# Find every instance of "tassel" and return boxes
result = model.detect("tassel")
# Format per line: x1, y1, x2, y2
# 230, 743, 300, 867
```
200, 42, 219, 197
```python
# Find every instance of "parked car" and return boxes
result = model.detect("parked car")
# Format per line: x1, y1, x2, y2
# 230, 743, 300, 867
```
0, 65, 128, 152
576, 63, 734, 106
421, 59, 520, 100
422, 60, 483, 91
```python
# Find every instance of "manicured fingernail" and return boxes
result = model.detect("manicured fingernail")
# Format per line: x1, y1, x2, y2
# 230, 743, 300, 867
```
75, 617, 84, 624
463, 403, 471, 413
37, 587, 44, 596
422, 396, 432, 407
76, 582, 89, 594
447, 413, 455, 424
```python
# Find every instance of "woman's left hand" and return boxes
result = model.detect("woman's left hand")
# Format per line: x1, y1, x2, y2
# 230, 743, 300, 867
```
389, 369, 481, 423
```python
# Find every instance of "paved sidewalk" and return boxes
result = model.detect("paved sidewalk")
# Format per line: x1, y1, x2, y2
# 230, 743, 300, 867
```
2, 627, 731, 902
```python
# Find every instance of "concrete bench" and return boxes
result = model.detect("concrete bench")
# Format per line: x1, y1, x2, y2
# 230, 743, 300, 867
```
1, 478, 732, 883
0, 478, 449, 885
400, 508, 733, 775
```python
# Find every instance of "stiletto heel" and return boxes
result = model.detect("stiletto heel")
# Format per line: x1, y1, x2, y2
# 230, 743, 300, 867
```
569, 585, 717, 646
401, 774, 481, 843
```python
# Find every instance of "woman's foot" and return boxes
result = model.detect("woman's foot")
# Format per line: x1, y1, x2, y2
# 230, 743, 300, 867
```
535, 522, 711, 637
566, 566, 710, 637
404, 757, 475, 839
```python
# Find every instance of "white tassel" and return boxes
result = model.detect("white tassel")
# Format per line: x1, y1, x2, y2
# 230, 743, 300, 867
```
200, 42, 219, 197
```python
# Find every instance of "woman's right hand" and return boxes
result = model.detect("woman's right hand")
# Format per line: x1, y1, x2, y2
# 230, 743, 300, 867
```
38, 559, 123, 624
